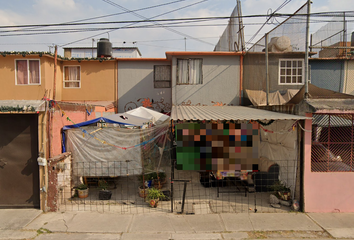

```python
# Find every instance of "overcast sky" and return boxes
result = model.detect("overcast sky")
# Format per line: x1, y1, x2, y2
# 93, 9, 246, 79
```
0, 0, 353, 57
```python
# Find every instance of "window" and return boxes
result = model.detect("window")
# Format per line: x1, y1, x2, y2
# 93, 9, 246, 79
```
177, 58, 203, 85
15, 59, 40, 85
154, 65, 171, 88
279, 59, 303, 85
311, 114, 354, 172
64, 66, 81, 88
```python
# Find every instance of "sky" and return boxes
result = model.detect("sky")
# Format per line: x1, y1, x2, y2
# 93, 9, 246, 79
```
0, 0, 353, 58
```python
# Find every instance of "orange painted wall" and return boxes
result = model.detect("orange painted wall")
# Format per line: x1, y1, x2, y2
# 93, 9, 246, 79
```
60, 60, 116, 102
0, 55, 55, 100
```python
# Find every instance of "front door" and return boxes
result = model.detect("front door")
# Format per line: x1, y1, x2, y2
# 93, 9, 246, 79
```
0, 114, 39, 208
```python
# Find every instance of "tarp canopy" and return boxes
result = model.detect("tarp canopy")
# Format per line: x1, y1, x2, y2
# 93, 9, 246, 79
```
245, 89, 299, 106
62, 107, 171, 178
63, 106, 170, 131
288, 83, 354, 105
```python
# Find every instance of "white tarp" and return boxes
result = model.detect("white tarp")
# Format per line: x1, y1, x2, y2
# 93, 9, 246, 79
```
259, 120, 298, 198
65, 107, 170, 177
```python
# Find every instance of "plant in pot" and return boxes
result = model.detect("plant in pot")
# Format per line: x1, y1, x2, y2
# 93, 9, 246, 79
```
98, 180, 112, 200
147, 187, 165, 208
152, 171, 167, 189
268, 181, 291, 201
77, 183, 89, 199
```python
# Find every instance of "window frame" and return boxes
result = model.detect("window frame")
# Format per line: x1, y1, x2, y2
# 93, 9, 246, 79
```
177, 58, 203, 85
15, 59, 41, 85
63, 65, 81, 89
278, 58, 304, 85
154, 65, 171, 88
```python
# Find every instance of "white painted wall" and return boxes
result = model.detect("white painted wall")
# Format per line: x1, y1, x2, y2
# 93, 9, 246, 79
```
118, 61, 172, 113
343, 60, 354, 95
171, 55, 240, 106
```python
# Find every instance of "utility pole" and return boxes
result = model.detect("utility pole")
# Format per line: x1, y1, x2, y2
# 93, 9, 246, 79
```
265, 34, 269, 106
184, 38, 186, 51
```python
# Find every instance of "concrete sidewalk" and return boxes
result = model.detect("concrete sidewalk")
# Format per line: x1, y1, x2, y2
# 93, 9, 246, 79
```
1, 209, 354, 240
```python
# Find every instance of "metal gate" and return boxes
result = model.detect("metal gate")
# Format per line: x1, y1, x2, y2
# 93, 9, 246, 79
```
171, 167, 293, 214
0, 114, 39, 208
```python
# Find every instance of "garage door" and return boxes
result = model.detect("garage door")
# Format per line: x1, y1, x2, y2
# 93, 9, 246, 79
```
0, 114, 39, 208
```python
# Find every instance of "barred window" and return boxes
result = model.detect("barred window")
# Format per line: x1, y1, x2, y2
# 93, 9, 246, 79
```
154, 65, 171, 88
311, 114, 354, 172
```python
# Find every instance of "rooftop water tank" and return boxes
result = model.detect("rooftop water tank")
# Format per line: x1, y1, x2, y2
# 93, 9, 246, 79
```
97, 38, 112, 57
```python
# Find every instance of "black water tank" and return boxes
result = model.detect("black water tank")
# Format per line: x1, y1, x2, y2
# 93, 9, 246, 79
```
97, 38, 112, 57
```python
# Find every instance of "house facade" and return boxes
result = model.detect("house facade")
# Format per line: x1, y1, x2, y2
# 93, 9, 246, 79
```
0, 52, 111, 210
243, 52, 306, 106
167, 52, 242, 107
310, 58, 354, 96
117, 58, 172, 113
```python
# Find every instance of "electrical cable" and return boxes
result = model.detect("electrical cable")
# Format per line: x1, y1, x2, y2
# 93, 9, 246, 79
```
3, 0, 189, 34
246, 0, 292, 50
60, 0, 211, 47
101, 0, 214, 46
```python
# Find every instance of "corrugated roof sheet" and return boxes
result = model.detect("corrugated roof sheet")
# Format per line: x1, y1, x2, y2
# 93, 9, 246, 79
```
171, 106, 309, 121
305, 99, 354, 111
0, 100, 46, 112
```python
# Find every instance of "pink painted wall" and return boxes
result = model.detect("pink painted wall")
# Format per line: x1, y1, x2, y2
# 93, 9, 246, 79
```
51, 109, 96, 157
304, 112, 354, 213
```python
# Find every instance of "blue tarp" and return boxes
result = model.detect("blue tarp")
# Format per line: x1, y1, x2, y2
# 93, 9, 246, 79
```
62, 117, 134, 153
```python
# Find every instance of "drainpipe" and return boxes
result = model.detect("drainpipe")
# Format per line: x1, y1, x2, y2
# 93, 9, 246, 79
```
116, 60, 119, 113
304, 0, 311, 99
239, 54, 244, 105
53, 46, 57, 101
265, 33, 269, 106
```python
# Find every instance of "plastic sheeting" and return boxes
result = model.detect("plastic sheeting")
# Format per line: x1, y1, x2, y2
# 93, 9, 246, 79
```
259, 120, 298, 198
245, 89, 299, 106
63, 107, 171, 177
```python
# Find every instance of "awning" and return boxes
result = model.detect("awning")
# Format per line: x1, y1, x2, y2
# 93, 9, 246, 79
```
304, 99, 354, 111
171, 105, 309, 121
0, 100, 46, 112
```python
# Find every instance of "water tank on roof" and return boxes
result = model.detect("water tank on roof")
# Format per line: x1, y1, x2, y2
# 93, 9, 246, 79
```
97, 38, 112, 57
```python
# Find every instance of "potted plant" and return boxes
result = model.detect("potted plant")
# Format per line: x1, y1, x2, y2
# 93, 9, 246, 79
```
138, 173, 152, 198
147, 187, 165, 208
268, 181, 291, 201
77, 183, 89, 199
152, 171, 167, 189
98, 180, 112, 200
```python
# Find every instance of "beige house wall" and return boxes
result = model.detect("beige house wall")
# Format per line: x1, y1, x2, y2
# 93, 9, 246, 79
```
60, 60, 116, 102
0, 55, 55, 100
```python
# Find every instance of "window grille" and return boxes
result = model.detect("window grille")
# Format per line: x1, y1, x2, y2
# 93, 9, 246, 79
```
311, 114, 354, 172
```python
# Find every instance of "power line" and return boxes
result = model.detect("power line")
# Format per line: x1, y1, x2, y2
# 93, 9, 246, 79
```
3, 0, 189, 35
1, 19, 353, 37
1, 11, 352, 30
101, 0, 214, 46
247, 0, 292, 50
60, 0, 211, 47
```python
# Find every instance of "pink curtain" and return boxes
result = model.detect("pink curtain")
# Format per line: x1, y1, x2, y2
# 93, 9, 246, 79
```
16, 60, 28, 84
29, 60, 40, 84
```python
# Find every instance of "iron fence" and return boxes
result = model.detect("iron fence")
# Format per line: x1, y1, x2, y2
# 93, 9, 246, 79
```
55, 158, 298, 213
